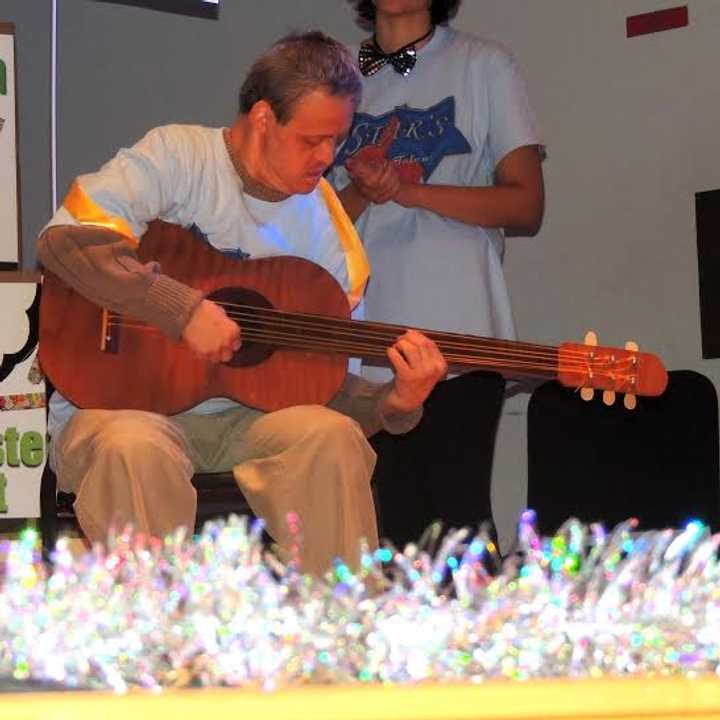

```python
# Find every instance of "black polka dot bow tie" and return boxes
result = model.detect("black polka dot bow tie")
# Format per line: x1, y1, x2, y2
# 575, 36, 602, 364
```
358, 28, 434, 78
359, 42, 417, 77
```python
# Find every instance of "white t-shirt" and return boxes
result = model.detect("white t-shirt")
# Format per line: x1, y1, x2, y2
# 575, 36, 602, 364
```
330, 26, 542, 380
46, 124, 363, 435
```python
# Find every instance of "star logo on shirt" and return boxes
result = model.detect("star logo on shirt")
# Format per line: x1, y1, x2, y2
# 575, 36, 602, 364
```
335, 96, 471, 181
188, 223, 250, 259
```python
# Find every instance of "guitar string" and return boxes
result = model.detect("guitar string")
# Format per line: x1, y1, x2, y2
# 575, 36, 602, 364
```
105, 313, 640, 373
102, 327, 608, 381
104, 317, 642, 383
210, 296, 623, 363
107, 304, 625, 365
101, 326, 641, 390
211, 300, 641, 365
210, 299, 565, 358
222, 311, 559, 360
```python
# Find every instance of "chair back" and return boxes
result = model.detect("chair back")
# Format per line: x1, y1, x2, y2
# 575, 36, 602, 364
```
527, 370, 720, 536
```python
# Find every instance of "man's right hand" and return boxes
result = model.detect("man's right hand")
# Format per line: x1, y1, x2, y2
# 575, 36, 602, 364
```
182, 299, 241, 363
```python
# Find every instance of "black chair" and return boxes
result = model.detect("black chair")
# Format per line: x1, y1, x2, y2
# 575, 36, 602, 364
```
527, 369, 720, 536
38, 375, 257, 556
369, 370, 506, 550
39, 456, 255, 556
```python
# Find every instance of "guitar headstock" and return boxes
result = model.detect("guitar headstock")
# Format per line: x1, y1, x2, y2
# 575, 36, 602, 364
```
558, 332, 668, 409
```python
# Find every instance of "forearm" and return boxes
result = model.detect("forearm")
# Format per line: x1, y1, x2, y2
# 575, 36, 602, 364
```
328, 373, 422, 437
37, 224, 202, 339
337, 182, 371, 223
395, 183, 544, 235
378, 383, 424, 433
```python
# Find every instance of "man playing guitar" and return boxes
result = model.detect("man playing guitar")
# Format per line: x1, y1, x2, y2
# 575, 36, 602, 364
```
37, 31, 447, 576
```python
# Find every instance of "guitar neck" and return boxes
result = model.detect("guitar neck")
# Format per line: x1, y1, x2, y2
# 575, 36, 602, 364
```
424, 328, 558, 379
236, 304, 668, 397
238, 305, 560, 381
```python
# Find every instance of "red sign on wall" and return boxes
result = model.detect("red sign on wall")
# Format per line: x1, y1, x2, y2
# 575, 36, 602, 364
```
627, 6, 689, 38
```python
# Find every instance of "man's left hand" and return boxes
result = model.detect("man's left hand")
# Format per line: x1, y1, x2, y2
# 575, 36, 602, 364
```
383, 329, 448, 416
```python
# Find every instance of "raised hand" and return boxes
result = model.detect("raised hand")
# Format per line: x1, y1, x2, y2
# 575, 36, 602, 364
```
345, 116, 424, 204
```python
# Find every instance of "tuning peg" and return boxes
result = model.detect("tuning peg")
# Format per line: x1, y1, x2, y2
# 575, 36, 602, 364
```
624, 393, 637, 410
603, 390, 616, 406
579, 332, 598, 400
625, 340, 639, 352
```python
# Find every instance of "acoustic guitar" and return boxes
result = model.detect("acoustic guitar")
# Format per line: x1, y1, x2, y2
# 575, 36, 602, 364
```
39, 222, 668, 415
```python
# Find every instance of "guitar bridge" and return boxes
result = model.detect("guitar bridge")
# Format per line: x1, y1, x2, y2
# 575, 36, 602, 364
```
100, 308, 119, 354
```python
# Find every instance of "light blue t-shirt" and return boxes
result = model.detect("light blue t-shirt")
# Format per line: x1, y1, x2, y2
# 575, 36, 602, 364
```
330, 26, 542, 381
46, 124, 358, 436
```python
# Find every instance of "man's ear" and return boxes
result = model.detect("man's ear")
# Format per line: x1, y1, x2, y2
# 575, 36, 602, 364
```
248, 100, 276, 134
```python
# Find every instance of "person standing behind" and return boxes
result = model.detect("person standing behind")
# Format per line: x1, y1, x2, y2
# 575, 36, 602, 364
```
330, 0, 545, 550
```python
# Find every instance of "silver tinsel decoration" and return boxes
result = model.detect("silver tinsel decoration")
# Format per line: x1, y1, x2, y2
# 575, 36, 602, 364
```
1, 510, 719, 692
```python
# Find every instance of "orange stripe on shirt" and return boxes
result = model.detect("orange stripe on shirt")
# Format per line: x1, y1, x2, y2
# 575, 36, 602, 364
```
63, 181, 139, 249
317, 178, 370, 310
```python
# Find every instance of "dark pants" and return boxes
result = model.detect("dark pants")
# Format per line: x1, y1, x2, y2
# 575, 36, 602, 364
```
369, 370, 506, 551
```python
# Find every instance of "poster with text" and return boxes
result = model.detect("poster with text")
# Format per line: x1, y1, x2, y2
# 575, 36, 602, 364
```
0, 25, 19, 266
0, 280, 44, 518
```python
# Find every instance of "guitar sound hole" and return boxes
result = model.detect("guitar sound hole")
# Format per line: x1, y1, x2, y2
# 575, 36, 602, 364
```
207, 286, 276, 368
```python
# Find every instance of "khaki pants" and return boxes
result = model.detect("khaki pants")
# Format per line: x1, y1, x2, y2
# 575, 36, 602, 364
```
52, 404, 379, 576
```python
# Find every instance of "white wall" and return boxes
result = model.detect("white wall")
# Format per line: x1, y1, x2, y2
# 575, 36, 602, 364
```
464, 0, 720, 550
15, 0, 720, 549
55, 0, 363, 209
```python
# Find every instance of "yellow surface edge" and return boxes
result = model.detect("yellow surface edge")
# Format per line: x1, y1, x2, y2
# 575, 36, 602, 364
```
2, 675, 720, 720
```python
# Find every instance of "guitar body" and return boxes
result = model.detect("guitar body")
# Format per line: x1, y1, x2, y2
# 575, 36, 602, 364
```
39, 222, 351, 414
